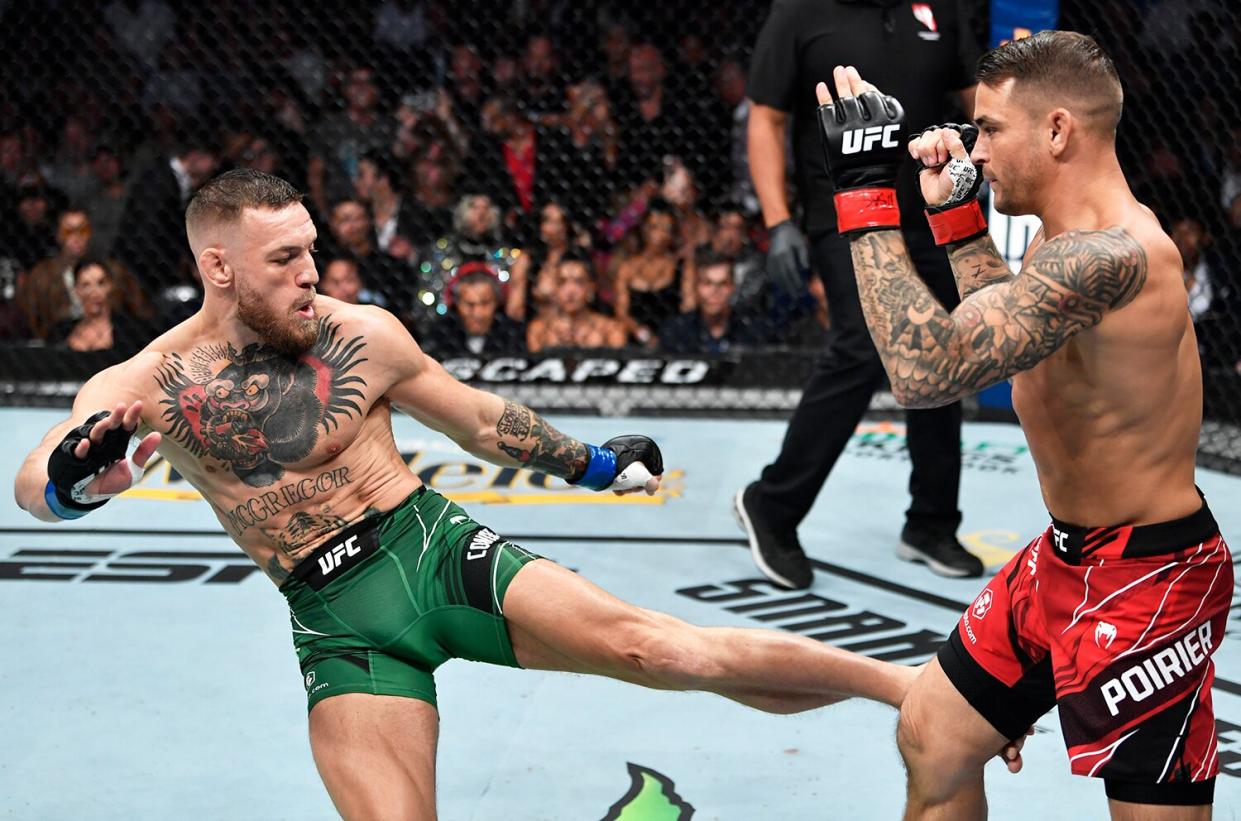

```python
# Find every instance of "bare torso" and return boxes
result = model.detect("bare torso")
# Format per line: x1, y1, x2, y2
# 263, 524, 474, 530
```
1011, 205, 1202, 526
124, 298, 422, 583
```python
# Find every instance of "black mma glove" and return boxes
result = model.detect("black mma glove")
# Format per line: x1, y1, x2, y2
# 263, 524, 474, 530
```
910, 122, 988, 245
574, 435, 664, 492
765, 220, 810, 296
45, 410, 140, 518
816, 90, 906, 235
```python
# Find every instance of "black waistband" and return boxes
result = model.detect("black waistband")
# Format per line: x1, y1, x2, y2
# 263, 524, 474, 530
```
1047, 498, 1218, 565
281, 488, 427, 592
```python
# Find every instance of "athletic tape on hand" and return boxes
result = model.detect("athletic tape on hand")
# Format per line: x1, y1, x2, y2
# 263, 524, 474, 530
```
610, 461, 653, 492
944, 158, 978, 205
69, 435, 144, 504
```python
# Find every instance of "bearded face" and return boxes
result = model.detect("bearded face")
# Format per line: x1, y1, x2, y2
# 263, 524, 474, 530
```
237, 276, 319, 355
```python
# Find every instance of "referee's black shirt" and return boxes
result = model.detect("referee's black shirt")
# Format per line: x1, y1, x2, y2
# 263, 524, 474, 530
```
748, 0, 980, 237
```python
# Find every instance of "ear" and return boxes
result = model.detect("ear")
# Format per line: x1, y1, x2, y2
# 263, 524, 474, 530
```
198, 246, 232, 289
1047, 108, 1073, 158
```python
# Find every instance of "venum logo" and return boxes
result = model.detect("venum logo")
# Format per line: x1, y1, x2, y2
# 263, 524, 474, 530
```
305, 671, 316, 690
841, 124, 900, 155
1100, 623, 1213, 717
467, 528, 501, 561
1095, 621, 1118, 650
972, 589, 993, 620
317, 534, 360, 576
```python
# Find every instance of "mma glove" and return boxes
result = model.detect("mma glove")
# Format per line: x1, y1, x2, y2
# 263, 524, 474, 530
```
911, 122, 989, 245
817, 90, 906, 235
45, 410, 141, 518
574, 435, 664, 492
765, 220, 811, 296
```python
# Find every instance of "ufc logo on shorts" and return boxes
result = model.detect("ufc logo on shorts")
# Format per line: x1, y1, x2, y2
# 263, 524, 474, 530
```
1052, 527, 1069, 553
317, 535, 360, 576
842, 125, 900, 154
1100, 623, 1213, 717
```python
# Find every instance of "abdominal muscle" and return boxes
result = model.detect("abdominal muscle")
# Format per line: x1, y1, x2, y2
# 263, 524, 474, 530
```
160, 408, 424, 584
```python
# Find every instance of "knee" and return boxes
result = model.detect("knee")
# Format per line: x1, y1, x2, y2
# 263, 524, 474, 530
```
612, 613, 720, 687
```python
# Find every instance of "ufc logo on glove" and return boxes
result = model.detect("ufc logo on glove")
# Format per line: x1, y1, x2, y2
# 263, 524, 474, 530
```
842, 124, 901, 155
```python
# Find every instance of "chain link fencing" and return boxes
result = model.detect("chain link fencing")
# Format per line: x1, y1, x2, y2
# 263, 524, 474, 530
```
0, 0, 1236, 471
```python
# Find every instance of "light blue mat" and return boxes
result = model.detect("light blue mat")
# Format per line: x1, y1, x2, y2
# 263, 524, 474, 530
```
2, 409, 1239, 819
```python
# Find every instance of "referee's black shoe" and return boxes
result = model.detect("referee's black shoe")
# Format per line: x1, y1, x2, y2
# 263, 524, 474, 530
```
897, 526, 984, 578
733, 483, 813, 590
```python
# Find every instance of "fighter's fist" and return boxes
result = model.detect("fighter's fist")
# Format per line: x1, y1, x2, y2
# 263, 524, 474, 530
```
908, 123, 982, 208
601, 435, 663, 496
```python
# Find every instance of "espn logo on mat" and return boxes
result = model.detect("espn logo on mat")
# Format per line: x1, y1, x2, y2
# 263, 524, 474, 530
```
842, 125, 900, 155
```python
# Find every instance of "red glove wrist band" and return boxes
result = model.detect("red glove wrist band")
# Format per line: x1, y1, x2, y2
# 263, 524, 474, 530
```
925, 199, 988, 246
834, 187, 900, 235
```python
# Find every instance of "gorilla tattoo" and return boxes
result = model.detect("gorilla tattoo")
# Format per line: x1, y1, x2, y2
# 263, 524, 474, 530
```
156, 318, 367, 486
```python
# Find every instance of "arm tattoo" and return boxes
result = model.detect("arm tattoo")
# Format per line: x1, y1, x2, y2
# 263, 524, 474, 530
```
850, 227, 1147, 409
946, 234, 1015, 298
494, 400, 590, 480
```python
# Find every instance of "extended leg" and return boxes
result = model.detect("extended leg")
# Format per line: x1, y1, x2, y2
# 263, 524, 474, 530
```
503, 559, 916, 712
309, 694, 439, 821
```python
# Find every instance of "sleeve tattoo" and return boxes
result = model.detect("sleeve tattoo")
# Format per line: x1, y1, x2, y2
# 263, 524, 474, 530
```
850, 227, 1147, 409
494, 400, 590, 480
946, 234, 1015, 298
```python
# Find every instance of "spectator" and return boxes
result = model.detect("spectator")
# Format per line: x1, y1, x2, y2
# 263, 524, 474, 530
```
521, 33, 565, 120
616, 43, 722, 202
614, 199, 694, 347
703, 203, 766, 314
102, 0, 177, 73
1174, 217, 1215, 323
527, 252, 626, 352
507, 201, 589, 321
660, 252, 768, 354
353, 150, 419, 262
19, 208, 95, 339
47, 257, 157, 353
407, 154, 457, 246
318, 257, 388, 308
5, 174, 61, 271
0, 128, 27, 189
714, 57, 758, 216
83, 146, 129, 258
45, 115, 97, 205
308, 65, 394, 214
114, 132, 218, 289
597, 20, 633, 105
559, 80, 620, 225
427, 263, 526, 357
469, 94, 577, 229
415, 194, 517, 330
445, 44, 487, 133
660, 157, 711, 253
323, 198, 409, 311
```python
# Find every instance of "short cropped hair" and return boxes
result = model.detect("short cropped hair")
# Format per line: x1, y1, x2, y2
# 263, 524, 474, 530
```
976, 30, 1123, 131
186, 168, 302, 230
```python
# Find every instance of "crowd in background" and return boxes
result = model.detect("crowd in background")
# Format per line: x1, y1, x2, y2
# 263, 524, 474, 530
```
0, 0, 1236, 374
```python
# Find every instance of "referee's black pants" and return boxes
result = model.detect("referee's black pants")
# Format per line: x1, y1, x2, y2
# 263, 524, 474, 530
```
753, 227, 964, 536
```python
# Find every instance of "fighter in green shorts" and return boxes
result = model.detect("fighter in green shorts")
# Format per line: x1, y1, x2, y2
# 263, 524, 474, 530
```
283, 487, 541, 710
17, 169, 955, 819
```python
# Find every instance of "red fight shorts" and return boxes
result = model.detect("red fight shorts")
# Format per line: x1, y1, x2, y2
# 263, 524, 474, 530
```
938, 499, 1232, 806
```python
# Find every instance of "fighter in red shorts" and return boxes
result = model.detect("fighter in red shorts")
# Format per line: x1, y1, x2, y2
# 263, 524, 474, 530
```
814, 30, 1231, 819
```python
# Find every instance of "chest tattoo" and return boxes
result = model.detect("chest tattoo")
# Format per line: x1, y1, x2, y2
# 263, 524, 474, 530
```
155, 318, 367, 487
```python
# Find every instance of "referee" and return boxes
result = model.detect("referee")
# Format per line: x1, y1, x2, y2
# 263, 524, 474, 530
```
736, 0, 985, 588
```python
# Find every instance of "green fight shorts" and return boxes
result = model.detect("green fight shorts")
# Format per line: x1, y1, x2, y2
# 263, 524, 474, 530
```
279, 487, 542, 711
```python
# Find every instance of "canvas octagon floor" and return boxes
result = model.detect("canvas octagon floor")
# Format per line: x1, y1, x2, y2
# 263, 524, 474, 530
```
2, 409, 1240, 821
